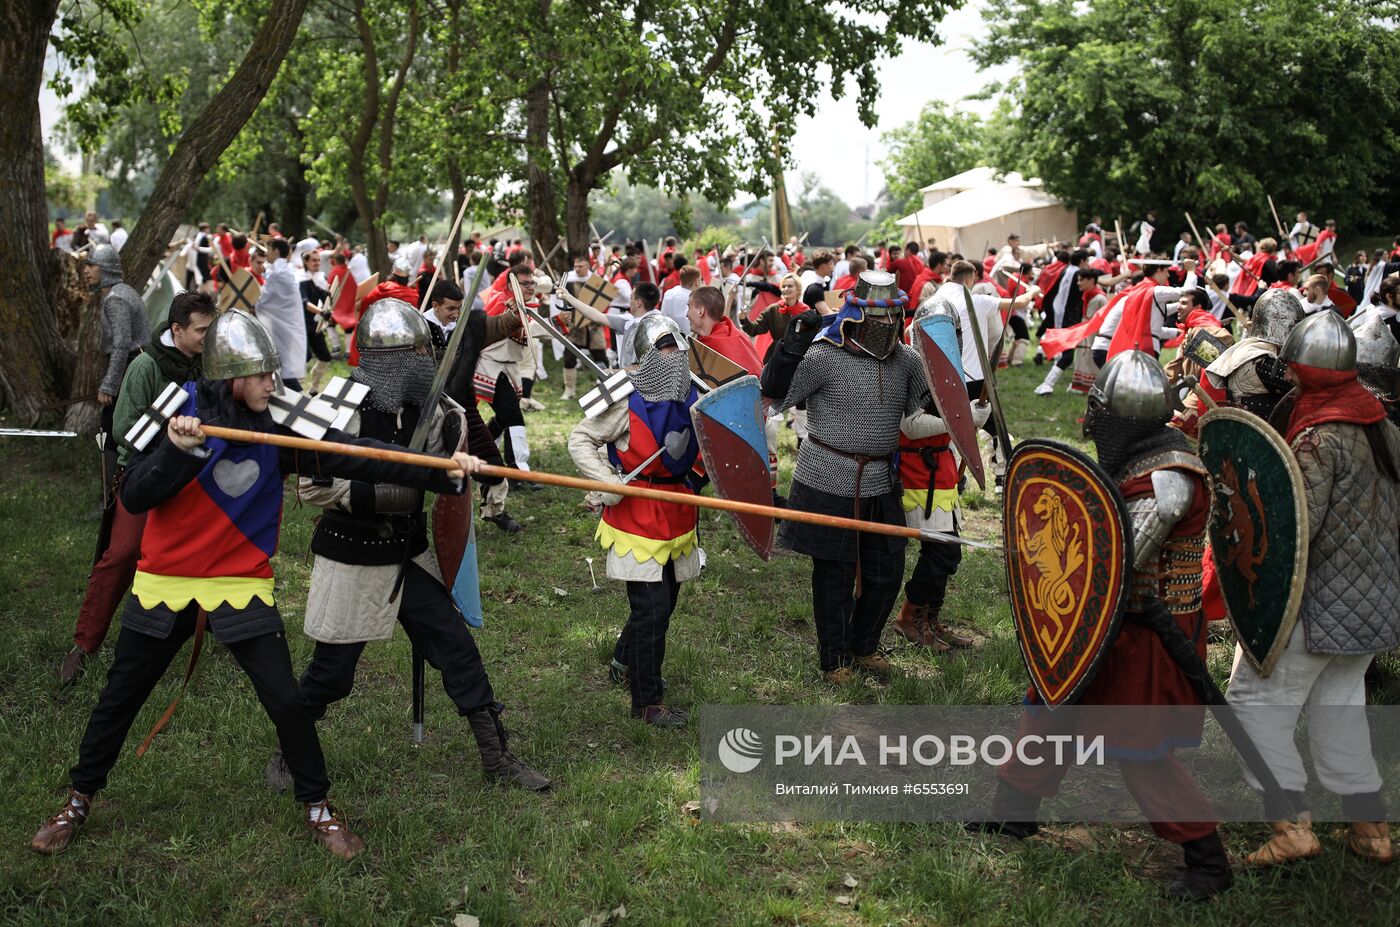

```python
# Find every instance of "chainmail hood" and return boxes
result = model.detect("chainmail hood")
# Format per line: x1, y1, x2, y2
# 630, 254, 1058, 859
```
628, 348, 692, 403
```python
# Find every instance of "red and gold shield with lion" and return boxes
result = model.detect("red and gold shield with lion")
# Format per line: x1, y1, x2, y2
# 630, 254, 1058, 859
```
1003, 439, 1131, 708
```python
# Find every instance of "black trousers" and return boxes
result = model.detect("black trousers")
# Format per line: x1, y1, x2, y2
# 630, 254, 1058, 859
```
70, 612, 331, 804
1008, 314, 1030, 341
905, 533, 963, 612
811, 547, 904, 672
615, 562, 680, 709
299, 562, 495, 720
1092, 348, 1108, 368
486, 372, 525, 466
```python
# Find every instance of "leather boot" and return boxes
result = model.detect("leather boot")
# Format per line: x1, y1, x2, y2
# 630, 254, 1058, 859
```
1245, 813, 1322, 866
562, 367, 577, 400
965, 780, 1041, 840
31, 789, 92, 855
853, 651, 892, 677
929, 609, 974, 648
467, 705, 552, 791
1009, 339, 1031, 367
1166, 831, 1233, 901
1347, 821, 1394, 864
892, 600, 946, 651
305, 801, 365, 860
633, 704, 689, 728
823, 666, 857, 686
59, 646, 90, 687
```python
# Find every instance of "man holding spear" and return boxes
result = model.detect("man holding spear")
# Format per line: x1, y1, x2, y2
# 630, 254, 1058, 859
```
31, 310, 477, 860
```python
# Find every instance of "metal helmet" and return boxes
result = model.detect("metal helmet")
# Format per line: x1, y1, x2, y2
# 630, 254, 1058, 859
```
533, 274, 554, 296
391, 255, 414, 279
356, 298, 432, 351
851, 270, 900, 316
631, 313, 688, 361
1089, 350, 1172, 423
202, 308, 281, 379
1250, 288, 1305, 346
1354, 314, 1400, 368
84, 243, 124, 288
1280, 309, 1356, 371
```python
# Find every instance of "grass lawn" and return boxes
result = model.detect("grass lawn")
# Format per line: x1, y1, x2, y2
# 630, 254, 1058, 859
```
2, 355, 1398, 926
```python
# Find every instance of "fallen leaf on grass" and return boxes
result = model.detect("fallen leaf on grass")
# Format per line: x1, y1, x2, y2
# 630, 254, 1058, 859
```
553, 586, 568, 597
835, 895, 852, 906
454, 916, 480, 927
577, 903, 627, 927
842, 874, 859, 889
681, 800, 702, 818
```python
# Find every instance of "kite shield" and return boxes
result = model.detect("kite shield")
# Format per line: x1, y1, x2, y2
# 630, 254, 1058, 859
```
431, 402, 485, 627
1004, 439, 1132, 708
913, 313, 984, 489
216, 268, 262, 315
690, 375, 773, 559
1198, 407, 1308, 676
688, 338, 749, 391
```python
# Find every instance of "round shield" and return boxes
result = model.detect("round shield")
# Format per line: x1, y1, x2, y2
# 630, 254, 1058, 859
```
1003, 439, 1132, 708
1198, 406, 1308, 677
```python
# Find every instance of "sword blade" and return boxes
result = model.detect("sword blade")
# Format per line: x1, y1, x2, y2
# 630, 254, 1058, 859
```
961, 286, 1014, 461
0, 428, 78, 438
519, 303, 612, 382
408, 196, 478, 451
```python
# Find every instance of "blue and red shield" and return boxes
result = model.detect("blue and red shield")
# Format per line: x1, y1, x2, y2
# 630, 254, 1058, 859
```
690, 376, 773, 559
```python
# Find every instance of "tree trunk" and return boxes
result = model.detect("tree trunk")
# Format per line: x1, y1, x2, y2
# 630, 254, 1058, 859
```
564, 177, 593, 267
120, 0, 312, 289
447, 165, 466, 283
524, 80, 561, 268
0, 0, 67, 419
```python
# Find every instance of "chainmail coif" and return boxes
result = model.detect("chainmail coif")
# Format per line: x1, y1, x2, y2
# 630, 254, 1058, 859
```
353, 348, 438, 412
629, 349, 692, 403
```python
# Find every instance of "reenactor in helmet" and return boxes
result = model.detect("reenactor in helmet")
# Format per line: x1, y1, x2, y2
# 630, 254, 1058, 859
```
1227, 311, 1400, 867
31, 310, 477, 860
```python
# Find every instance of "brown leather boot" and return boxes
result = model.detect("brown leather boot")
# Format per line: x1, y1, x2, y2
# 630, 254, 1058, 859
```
853, 652, 892, 677
892, 601, 949, 652
306, 801, 365, 860
823, 666, 857, 686
929, 610, 975, 648
31, 790, 92, 855
1245, 814, 1322, 866
1347, 822, 1394, 864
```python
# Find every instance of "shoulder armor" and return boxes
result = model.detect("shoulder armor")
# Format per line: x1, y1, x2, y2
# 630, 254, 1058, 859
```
1120, 449, 1207, 482
1128, 469, 1197, 571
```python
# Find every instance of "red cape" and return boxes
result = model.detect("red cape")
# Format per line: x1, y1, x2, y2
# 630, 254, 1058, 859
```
1230, 252, 1271, 297
699, 316, 762, 377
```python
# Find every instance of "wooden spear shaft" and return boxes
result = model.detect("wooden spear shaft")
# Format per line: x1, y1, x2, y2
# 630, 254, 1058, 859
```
192, 426, 997, 547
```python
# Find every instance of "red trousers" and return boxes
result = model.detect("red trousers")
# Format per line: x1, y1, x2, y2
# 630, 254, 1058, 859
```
73, 496, 146, 653
999, 709, 1218, 844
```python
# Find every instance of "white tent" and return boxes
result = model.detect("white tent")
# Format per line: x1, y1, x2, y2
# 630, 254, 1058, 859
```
899, 170, 1078, 258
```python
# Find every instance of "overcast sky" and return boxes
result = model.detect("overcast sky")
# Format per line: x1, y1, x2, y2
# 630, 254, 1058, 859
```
41, 3, 1002, 210
785, 2, 1007, 207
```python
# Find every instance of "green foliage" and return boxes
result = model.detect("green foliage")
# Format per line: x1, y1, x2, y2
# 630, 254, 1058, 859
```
685, 226, 742, 257
879, 101, 987, 218
972, 0, 1400, 233
791, 172, 874, 247
43, 158, 109, 214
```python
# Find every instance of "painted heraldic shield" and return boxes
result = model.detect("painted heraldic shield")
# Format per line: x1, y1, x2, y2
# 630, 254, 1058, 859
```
914, 313, 985, 489
1198, 406, 1308, 676
1004, 439, 1132, 708
688, 338, 749, 392
690, 375, 773, 559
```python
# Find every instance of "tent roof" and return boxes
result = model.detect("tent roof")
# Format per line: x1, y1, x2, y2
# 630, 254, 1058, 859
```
918, 166, 1040, 195
898, 184, 1065, 230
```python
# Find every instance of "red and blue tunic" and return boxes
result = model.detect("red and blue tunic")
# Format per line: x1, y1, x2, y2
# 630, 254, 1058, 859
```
596, 389, 701, 566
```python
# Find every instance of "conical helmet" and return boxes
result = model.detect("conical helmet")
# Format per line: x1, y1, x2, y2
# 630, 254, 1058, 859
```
356, 298, 431, 351
203, 308, 281, 379
1089, 350, 1171, 422
631, 313, 688, 360
1280, 310, 1355, 371
1251, 288, 1305, 346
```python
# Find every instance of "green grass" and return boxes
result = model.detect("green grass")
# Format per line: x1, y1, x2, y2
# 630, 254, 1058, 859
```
2, 357, 1398, 926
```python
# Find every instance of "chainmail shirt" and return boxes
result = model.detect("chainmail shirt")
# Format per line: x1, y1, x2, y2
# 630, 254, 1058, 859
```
782, 341, 929, 495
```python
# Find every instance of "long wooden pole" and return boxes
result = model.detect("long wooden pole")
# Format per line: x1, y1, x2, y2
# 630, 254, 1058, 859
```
193, 425, 999, 548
